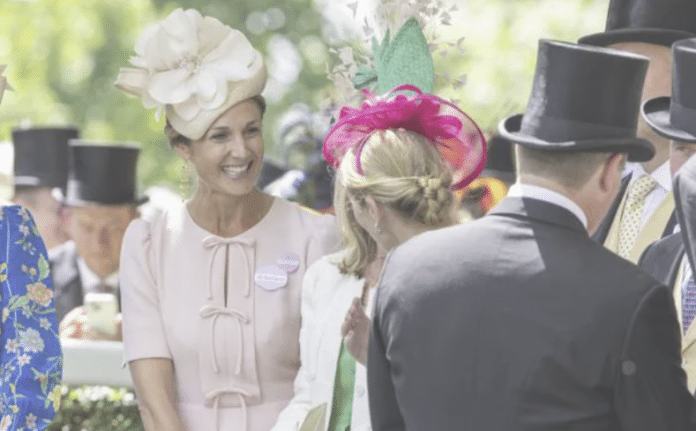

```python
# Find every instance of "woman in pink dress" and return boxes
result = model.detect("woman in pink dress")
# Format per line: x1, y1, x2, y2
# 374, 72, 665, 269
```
115, 9, 339, 431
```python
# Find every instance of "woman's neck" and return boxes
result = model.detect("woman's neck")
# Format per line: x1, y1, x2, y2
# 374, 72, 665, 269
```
187, 187, 272, 237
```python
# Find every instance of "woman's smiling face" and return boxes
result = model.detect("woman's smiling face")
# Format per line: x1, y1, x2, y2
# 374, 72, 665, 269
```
177, 98, 265, 197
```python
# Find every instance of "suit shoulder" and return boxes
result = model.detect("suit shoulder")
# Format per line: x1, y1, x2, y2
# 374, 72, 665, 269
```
641, 232, 683, 263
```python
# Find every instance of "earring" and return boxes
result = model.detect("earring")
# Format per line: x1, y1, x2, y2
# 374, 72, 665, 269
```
374, 222, 383, 235
180, 159, 191, 200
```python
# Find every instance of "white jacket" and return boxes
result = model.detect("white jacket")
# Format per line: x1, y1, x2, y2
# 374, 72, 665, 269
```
271, 253, 371, 431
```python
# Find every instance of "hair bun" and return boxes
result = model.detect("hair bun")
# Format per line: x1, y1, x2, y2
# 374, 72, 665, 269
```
418, 177, 442, 194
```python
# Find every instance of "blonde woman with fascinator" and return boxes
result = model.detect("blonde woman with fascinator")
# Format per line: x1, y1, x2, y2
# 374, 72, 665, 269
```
114, 9, 339, 431
271, 83, 486, 431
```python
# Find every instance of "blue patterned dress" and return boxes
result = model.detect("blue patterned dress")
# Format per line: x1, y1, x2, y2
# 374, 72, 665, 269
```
0, 205, 62, 430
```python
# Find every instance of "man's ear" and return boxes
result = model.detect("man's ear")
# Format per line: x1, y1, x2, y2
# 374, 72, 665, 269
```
598, 153, 625, 192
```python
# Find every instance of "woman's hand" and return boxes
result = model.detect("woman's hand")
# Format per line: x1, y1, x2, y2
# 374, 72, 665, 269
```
341, 297, 370, 366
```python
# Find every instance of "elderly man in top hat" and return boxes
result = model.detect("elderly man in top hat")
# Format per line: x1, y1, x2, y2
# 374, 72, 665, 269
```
580, 0, 696, 263
638, 38, 696, 393
51, 140, 146, 340
11, 127, 77, 251
368, 39, 696, 431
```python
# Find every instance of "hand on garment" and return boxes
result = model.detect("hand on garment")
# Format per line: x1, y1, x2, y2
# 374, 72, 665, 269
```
341, 297, 370, 366
59, 306, 123, 341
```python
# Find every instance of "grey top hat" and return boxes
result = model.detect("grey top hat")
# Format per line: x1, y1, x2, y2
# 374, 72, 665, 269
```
498, 39, 654, 162
482, 135, 516, 183
579, 0, 696, 47
642, 38, 696, 143
64, 140, 148, 206
12, 127, 78, 190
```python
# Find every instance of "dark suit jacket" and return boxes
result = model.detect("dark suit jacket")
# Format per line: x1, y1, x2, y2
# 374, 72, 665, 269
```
49, 241, 84, 322
593, 174, 677, 244
639, 232, 685, 290
369, 197, 696, 431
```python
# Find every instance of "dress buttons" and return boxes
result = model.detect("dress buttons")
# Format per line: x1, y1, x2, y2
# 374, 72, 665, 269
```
621, 360, 637, 376
355, 385, 365, 397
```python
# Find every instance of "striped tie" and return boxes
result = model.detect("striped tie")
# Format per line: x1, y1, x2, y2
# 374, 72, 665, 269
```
683, 272, 696, 334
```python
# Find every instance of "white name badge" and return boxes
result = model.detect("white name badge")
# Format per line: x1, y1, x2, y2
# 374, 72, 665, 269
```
254, 265, 288, 291
277, 252, 301, 273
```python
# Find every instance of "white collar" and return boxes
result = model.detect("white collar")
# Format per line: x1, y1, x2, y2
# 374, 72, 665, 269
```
508, 182, 588, 230
624, 161, 672, 192
77, 258, 119, 293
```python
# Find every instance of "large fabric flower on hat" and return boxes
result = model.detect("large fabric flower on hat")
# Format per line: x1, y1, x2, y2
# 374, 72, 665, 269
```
116, 8, 263, 122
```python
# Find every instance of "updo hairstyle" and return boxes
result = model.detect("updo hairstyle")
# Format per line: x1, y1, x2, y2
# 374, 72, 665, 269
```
335, 128, 455, 277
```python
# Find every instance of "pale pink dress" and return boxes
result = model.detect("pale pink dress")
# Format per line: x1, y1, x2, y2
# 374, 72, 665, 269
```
120, 198, 339, 431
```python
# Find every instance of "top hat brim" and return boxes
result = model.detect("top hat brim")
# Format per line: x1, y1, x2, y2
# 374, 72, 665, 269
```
642, 96, 696, 143
498, 114, 655, 162
579, 28, 695, 48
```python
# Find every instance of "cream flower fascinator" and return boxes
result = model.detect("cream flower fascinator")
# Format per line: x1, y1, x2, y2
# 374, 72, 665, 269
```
115, 8, 267, 140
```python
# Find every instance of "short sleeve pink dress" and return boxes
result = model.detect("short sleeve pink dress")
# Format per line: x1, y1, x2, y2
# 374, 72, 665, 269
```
120, 197, 339, 431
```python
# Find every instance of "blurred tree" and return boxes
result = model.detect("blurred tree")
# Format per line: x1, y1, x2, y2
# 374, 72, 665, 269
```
0, 0, 608, 192
0, 0, 333, 192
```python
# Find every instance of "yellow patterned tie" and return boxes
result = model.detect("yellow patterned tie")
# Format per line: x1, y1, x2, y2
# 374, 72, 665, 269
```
617, 174, 657, 258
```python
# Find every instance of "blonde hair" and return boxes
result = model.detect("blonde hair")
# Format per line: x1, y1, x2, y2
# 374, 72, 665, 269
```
335, 128, 455, 277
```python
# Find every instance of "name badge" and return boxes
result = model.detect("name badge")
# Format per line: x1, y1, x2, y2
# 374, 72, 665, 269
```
277, 252, 301, 273
254, 265, 288, 291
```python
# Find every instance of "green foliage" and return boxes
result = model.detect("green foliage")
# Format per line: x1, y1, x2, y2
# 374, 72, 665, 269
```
432, 0, 606, 134
1, 0, 331, 190
0, 0, 608, 187
47, 385, 143, 431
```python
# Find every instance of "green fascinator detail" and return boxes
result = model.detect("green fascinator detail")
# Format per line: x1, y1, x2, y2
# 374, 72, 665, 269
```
352, 17, 435, 94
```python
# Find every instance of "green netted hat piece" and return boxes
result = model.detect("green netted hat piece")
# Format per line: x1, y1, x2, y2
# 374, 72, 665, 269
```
352, 17, 435, 94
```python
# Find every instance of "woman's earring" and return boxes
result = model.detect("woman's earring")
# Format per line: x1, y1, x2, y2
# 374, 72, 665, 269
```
180, 159, 191, 200
374, 222, 383, 235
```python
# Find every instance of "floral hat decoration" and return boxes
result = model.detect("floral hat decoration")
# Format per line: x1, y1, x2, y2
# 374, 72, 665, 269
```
323, 18, 486, 190
115, 8, 266, 141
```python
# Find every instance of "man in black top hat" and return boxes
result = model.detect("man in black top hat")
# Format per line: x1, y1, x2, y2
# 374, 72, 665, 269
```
51, 141, 146, 340
638, 38, 696, 393
369, 40, 696, 431
580, 0, 696, 263
11, 127, 77, 251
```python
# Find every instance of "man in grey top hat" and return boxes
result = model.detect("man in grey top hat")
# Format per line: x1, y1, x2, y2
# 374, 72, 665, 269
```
638, 38, 696, 394
369, 40, 696, 431
51, 140, 146, 340
580, 0, 696, 263
11, 127, 77, 251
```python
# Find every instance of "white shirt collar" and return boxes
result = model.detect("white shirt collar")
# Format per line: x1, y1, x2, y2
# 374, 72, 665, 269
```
77, 257, 119, 294
508, 182, 588, 229
624, 161, 672, 192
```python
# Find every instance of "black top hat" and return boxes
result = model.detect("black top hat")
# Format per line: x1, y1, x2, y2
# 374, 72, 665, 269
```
579, 0, 696, 47
481, 136, 516, 183
642, 38, 696, 143
498, 39, 654, 162
12, 127, 78, 190
64, 141, 147, 206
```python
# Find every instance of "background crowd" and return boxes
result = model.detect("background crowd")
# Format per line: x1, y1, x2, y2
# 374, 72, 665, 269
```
2, 0, 696, 430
